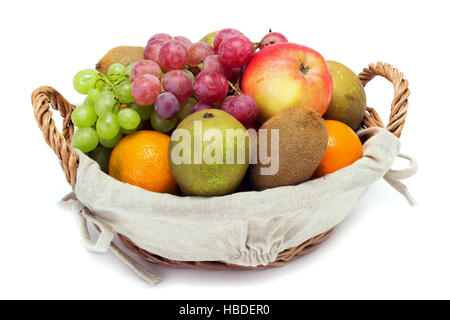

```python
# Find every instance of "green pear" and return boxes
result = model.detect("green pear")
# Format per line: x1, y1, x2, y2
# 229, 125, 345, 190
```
199, 31, 219, 48
168, 109, 250, 196
324, 61, 366, 130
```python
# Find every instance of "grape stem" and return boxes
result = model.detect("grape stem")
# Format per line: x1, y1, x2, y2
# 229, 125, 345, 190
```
95, 73, 128, 112
228, 80, 242, 95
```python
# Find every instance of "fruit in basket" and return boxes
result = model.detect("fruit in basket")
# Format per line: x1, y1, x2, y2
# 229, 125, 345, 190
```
249, 106, 328, 190
324, 61, 367, 130
109, 131, 178, 194
168, 109, 249, 196
144, 40, 165, 65
72, 127, 99, 153
314, 120, 363, 178
187, 42, 214, 66
159, 40, 189, 70
193, 71, 228, 103
162, 70, 193, 103
73, 69, 98, 94
213, 29, 244, 54
129, 103, 153, 121
89, 145, 112, 173
241, 43, 332, 123
116, 80, 133, 104
199, 31, 219, 48
220, 94, 258, 127
259, 31, 288, 49
130, 60, 162, 81
71, 104, 97, 128
150, 110, 178, 133
131, 74, 161, 106
99, 132, 123, 149
118, 108, 141, 130
218, 35, 254, 68
107, 63, 127, 76
96, 112, 121, 140
177, 97, 198, 120
174, 36, 191, 48
191, 101, 215, 113
96, 46, 144, 75
154, 92, 180, 119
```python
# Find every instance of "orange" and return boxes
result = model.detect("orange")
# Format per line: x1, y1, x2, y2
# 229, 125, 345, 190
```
109, 130, 178, 194
314, 120, 363, 178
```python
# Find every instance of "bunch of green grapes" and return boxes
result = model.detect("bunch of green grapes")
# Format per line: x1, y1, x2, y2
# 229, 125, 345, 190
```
71, 63, 153, 172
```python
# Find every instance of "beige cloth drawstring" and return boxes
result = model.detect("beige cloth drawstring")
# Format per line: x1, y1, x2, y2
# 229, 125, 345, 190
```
383, 153, 418, 206
59, 193, 160, 286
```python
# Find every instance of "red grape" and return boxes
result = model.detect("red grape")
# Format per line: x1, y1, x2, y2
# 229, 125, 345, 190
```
187, 42, 214, 66
202, 55, 233, 80
220, 95, 236, 110
220, 94, 258, 127
163, 70, 193, 103
131, 74, 161, 106
229, 68, 242, 84
260, 32, 288, 49
192, 102, 216, 113
218, 35, 254, 68
154, 92, 180, 119
193, 71, 229, 103
130, 60, 162, 81
148, 33, 172, 44
213, 28, 244, 54
144, 40, 165, 65
159, 40, 189, 70
174, 36, 192, 48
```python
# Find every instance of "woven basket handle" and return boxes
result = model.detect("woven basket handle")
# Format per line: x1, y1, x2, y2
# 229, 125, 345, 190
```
31, 86, 78, 189
358, 62, 410, 137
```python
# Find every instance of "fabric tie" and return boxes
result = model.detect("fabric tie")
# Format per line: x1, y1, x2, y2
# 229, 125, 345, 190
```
58, 193, 160, 286
383, 153, 418, 206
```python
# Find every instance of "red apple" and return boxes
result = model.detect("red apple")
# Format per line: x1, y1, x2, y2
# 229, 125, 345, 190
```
241, 43, 332, 123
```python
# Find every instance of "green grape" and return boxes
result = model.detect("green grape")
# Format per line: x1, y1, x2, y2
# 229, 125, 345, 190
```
151, 110, 177, 133
129, 103, 153, 121
94, 91, 116, 115
108, 63, 126, 76
116, 80, 134, 104
120, 127, 138, 135
99, 132, 123, 148
121, 120, 144, 134
87, 88, 101, 102
183, 69, 195, 84
71, 104, 97, 128
89, 145, 112, 173
83, 97, 94, 107
73, 69, 98, 94
177, 97, 198, 120
101, 84, 113, 92
125, 63, 136, 76
96, 112, 121, 140
118, 108, 140, 130
72, 127, 99, 152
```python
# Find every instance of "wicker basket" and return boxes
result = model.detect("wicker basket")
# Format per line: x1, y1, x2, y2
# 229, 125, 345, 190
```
31, 62, 410, 271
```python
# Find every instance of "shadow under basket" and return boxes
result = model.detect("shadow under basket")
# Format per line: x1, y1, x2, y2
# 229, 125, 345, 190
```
31, 62, 413, 283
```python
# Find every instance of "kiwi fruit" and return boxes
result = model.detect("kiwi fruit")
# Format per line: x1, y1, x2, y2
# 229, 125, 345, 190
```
249, 106, 328, 191
96, 46, 144, 74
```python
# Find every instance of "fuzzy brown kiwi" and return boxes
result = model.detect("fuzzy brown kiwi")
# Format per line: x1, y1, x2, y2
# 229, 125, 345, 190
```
95, 46, 144, 74
249, 106, 328, 191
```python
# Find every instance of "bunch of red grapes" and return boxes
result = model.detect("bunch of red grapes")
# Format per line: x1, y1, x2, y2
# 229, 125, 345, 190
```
130, 28, 288, 130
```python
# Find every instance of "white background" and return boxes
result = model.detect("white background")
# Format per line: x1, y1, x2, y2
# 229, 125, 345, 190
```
1, 0, 448, 299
